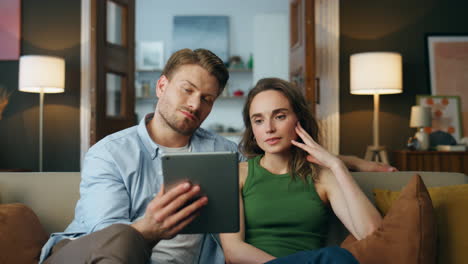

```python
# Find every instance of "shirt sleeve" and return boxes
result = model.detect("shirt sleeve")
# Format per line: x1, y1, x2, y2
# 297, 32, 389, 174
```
76, 146, 133, 232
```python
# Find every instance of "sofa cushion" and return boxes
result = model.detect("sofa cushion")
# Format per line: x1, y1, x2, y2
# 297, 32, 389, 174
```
375, 182, 468, 264
0, 203, 49, 264
341, 174, 437, 264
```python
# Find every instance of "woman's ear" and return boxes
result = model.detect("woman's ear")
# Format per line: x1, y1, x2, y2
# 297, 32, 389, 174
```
156, 75, 169, 98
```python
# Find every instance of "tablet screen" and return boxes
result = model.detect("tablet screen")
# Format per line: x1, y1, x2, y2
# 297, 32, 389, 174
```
161, 151, 239, 234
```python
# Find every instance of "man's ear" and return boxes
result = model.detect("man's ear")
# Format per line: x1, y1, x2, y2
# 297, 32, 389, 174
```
156, 75, 169, 98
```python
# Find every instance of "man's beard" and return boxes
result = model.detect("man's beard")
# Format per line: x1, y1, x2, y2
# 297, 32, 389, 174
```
158, 106, 199, 136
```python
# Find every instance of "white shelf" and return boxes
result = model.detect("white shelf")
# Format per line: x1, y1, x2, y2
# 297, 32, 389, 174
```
218, 95, 246, 99
136, 69, 162, 72
228, 68, 252, 73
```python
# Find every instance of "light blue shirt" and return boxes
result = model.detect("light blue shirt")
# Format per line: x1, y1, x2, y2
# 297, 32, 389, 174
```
40, 114, 243, 263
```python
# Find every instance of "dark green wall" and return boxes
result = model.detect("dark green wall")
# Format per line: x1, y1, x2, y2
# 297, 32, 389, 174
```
0, 0, 81, 171
340, 0, 468, 161
1, 0, 466, 170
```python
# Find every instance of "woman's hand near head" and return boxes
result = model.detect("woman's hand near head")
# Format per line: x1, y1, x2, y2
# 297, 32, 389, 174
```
292, 122, 382, 239
291, 122, 342, 170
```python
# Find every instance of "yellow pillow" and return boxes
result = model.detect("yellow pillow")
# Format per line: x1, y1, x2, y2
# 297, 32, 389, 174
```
374, 184, 468, 264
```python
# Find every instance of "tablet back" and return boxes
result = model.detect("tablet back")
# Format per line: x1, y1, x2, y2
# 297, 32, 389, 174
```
161, 152, 239, 234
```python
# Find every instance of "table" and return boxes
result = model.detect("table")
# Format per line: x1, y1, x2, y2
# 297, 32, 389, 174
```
393, 150, 468, 174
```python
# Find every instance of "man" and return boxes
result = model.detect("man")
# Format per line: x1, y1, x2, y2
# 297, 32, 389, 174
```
41, 48, 395, 264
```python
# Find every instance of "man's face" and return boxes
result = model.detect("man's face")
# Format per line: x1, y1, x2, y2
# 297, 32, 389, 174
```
155, 64, 219, 136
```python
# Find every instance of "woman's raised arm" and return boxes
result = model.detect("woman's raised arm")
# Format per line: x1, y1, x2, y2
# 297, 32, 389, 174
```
292, 123, 382, 239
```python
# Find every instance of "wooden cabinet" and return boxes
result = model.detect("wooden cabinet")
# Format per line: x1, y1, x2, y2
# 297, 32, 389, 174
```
393, 150, 468, 174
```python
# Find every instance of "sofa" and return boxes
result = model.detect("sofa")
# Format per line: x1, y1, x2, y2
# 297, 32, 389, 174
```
1, 171, 467, 263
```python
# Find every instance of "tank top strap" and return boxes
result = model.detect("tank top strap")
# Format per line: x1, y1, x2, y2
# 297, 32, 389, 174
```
242, 155, 262, 197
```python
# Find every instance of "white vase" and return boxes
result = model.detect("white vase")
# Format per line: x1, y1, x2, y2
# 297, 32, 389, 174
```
415, 128, 430, 150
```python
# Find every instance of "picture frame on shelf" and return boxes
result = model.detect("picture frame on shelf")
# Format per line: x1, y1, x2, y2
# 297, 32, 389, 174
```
137, 41, 164, 71
426, 34, 468, 138
417, 95, 463, 143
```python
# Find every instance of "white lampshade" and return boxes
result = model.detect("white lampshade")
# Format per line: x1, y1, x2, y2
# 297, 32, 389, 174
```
19, 55, 65, 93
350, 52, 403, 95
410, 105, 431, 128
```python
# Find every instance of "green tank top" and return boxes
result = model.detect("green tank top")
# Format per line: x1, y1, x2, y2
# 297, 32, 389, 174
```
243, 155, 329, 258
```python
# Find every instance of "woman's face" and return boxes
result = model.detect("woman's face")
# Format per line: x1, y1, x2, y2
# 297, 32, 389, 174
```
249, 90, 299, 155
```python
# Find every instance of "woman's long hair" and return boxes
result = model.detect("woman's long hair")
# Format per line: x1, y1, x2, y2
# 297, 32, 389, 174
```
239, 78, 321, 182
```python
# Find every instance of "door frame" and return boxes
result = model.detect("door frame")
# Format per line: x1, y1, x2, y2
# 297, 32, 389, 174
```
80, 0, 95, 163
80, 0, 136, 164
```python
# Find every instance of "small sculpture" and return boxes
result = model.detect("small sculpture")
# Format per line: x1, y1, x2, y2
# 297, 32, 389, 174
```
0, 86, 12, 120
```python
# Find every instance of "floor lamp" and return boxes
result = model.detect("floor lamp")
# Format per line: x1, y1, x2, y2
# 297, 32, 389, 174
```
19, 55, 65, 172
350, 52, 402, 164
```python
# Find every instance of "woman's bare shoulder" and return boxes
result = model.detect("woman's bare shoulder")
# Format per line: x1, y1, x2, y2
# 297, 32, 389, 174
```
317, 167, 334, 180
315, 168, 335, 203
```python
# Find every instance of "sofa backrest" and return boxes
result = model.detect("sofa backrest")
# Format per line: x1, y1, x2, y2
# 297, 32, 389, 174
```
0, 172, 81, 234
1, 171, 467, 240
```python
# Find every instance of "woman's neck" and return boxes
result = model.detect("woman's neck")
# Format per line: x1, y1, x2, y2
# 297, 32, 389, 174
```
260, 152, 290, 175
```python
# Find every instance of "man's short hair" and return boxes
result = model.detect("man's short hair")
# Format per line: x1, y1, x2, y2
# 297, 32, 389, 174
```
161, 48, 229, 95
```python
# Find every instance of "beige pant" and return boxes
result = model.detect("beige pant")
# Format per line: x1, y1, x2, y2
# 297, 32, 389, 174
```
44, 224, 152, 264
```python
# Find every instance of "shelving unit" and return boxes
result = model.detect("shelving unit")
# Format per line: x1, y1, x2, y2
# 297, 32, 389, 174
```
228, 68, 252, 73
136, 96, 156, 100
136, 69, 163, 72
134, 67, 252, 137
135, 68, 252, 73
218, 95, 246, 99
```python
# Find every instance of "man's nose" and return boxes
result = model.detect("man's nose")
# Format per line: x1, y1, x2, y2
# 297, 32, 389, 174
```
187, 95, 201, 111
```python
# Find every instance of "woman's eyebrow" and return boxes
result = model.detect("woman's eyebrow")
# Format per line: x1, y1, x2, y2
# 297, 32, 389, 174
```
272, 108, 289, 114
250, 113, 263, 120
250, 108, 289, 120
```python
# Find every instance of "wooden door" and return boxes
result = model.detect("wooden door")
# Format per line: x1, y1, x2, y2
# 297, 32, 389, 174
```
81, 0, 136, 151
289, 0, 317, 114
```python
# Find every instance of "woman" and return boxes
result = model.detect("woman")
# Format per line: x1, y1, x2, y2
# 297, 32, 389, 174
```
220, 78, 382, 264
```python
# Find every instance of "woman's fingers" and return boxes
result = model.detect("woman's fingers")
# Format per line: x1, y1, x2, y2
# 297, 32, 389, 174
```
291, 139, 310, 152
306, 155, 320, 164
295, 123, 316, 146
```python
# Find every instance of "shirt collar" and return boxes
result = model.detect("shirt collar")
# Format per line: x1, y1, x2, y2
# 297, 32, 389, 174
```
137, 113, 160, 160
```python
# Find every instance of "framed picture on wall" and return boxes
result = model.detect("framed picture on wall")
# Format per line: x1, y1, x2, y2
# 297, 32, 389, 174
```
426, 34, 468, 138
417, 95, 463, 142
0, 0, 21, 60
137, 41, 164, 71
172, 16, 229, 63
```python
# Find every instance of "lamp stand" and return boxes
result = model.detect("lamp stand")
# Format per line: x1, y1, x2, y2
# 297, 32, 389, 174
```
364, 94, 389, 164
39, 91, 44, 172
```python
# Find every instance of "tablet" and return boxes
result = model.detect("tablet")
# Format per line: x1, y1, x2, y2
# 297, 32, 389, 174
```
161, 151, 239, 234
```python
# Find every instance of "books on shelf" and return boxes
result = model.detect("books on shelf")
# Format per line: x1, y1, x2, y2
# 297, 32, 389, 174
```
436, 145, 467, 151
